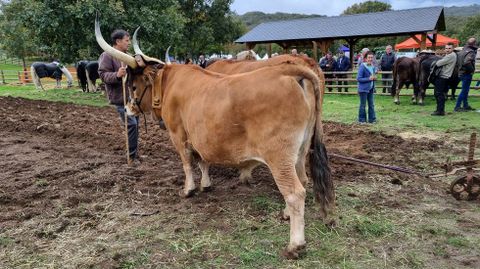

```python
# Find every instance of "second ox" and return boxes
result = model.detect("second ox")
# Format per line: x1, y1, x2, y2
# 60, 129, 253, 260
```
95, 19, 334, 259
205, 53, 327, 184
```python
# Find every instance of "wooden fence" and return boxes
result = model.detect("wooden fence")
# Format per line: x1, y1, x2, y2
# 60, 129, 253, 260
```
1, 66, 480, 95
322, 69, 480, 95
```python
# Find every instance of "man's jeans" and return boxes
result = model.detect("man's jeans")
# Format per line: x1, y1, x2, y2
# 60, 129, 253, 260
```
358, 89, 376, 123
434, 77, 449, 113
455, 74, 473, 109
116, 105, 139, 160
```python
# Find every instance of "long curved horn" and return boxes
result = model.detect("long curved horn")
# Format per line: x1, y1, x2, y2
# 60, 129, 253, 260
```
165, 46, 172, 65
132, 27, 144, 55
132, 26, 165, 65
95, 15, 137, 68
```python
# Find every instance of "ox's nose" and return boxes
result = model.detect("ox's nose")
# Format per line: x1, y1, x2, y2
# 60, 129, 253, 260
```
125, 103, 137, 116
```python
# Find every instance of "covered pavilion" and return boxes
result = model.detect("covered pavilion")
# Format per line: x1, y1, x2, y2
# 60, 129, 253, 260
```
235, 6, 446, 69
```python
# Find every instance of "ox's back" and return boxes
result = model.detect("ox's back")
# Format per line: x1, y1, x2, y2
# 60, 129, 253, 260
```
207, 54, 321, 75
206, 54, 324, 115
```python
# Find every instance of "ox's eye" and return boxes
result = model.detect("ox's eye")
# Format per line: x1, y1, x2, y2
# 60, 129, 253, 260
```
132, 86, 137, 91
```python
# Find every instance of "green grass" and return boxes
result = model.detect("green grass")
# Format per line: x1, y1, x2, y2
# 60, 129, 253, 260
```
323, 93, 480, 134
0, 63, 24, 71
0, 85, 108, 107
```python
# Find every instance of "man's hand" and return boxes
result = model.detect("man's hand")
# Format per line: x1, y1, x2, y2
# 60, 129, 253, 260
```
117, 66, 127, 78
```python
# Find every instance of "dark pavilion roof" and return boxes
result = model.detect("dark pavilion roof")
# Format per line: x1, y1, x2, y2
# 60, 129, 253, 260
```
235, 6, 445, 44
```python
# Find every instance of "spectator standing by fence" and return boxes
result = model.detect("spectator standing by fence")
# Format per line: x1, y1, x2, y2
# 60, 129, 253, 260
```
356, 51, 377, 124
357, 48, 378, 68
432, 43, 457, 116
319, 51, 338, 92
379, 45, 396, 93
454, 37, 478, 112
336, 50, 351, 92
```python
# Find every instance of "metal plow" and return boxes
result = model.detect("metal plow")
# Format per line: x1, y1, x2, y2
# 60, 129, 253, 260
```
330, 132, 480, 201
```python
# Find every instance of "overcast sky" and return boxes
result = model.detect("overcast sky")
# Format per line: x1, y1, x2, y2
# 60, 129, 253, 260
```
230, 0, 480, 16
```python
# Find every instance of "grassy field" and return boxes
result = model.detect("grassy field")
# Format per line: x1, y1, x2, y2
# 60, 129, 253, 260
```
1, 85, 479, 268
322, 93, 480, 135
0, 63, 24, 71
0, 85, 107, 107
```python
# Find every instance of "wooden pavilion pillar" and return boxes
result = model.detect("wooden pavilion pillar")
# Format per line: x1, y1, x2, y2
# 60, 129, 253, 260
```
245, 42, 256, 50
427, 32, 438, 50
410, 34, 427, 51
312, 41, 318, 62
420, 33, 427, 50
266, 43, 272, 57
346, 38, 358, 70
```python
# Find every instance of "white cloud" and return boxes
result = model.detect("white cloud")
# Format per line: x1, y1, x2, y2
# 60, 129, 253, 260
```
230, 0, 480, 16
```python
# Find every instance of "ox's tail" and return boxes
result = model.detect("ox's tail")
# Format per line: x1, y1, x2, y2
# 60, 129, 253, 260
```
391, 63, 397, 96
280, 64, 334, 218
308, 73, 334, 219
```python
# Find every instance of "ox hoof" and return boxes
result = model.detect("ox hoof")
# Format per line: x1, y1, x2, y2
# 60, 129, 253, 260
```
419, 102, 425, 106
179, 188, 196, 198
200, 185, 213, 192
282, 244, 306, 260
394, 101, 400, 105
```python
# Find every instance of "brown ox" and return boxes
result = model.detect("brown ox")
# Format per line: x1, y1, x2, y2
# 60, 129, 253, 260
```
96, 19, 334, 258
391, 57, 421, 104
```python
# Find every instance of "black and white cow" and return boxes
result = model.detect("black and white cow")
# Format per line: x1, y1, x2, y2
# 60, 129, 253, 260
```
30, 61, 73, 90
76, 60, 99, 92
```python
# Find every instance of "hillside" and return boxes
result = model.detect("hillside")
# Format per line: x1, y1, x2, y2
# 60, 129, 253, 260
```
444, 4, 480, 17
237, 4, 480, 30
237, 11, 324, 29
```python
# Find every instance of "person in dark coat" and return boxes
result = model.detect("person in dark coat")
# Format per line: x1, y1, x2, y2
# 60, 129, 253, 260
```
379, 45, 396, 93
198, 54, 207, 68
454, 37, 478, 112
319, 51, 338, 92
336, 50, 351, 92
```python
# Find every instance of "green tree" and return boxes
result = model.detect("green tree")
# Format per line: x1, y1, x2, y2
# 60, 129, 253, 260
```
0, 0, 242, 63
0, 0, 38, 69
342, 1, 391, 15
459, 14, 480, 45
178, 0, 244, 58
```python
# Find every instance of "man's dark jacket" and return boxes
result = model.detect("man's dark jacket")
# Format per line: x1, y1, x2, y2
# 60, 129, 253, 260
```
380, 52, 396, 71
98, 52, 128, 106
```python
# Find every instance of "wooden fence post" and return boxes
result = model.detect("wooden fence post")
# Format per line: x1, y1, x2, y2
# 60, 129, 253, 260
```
0, 70, 5, 84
